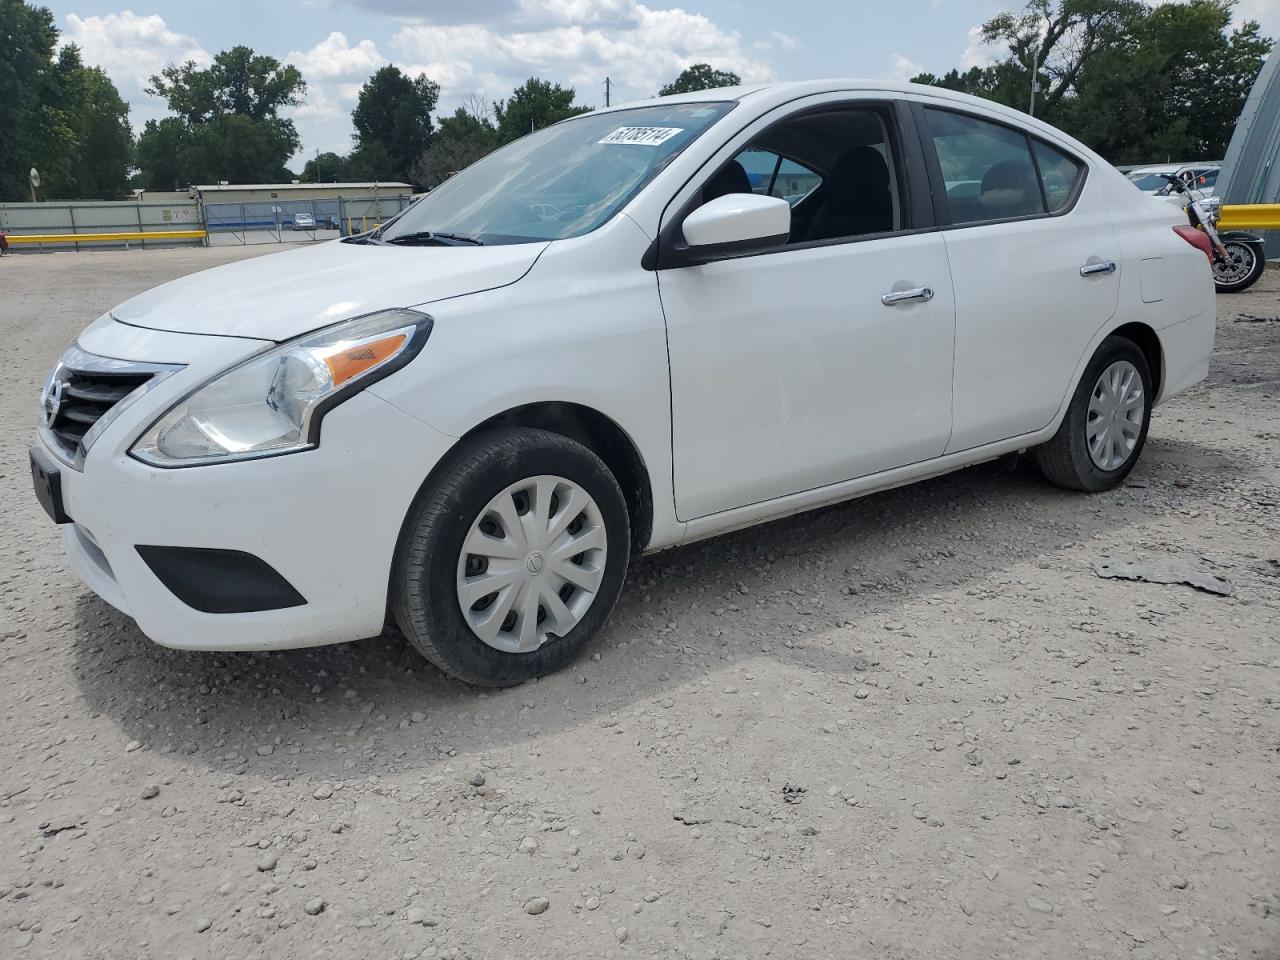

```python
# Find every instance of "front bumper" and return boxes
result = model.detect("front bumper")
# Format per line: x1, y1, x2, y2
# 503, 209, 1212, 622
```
44, 319, 455, 651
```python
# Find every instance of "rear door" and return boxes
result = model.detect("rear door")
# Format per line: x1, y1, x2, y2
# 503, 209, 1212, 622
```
913, 103, 1122, 453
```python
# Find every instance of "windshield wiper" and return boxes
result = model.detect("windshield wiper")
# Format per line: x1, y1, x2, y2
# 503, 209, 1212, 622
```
385, 231, 484, 247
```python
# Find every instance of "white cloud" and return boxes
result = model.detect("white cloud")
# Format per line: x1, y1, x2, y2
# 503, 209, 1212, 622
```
62, 11, 210, 91
960, 24, 999, 70
1235, 0, 1280, 33
286, 31, 384, 79
390, 0, 773, 107
63, 1, 782, 167
886, 53, 925, 82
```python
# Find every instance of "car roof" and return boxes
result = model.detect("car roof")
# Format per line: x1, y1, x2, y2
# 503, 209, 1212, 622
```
604, 79, 1102, 161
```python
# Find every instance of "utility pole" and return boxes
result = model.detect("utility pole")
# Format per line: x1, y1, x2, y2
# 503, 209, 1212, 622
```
604, 76, 611, 108
315, 148, 321, 183
1028, 47, 1040, 117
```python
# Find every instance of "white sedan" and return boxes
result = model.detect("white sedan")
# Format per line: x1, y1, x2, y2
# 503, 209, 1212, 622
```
32, 80, 1215, 686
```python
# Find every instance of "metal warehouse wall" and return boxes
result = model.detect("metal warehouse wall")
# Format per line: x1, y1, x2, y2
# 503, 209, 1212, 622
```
1218, 47, 1280, 256
0, 201, 203, 250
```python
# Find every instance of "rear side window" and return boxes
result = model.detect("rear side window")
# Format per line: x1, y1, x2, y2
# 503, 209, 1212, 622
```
1033, 140, 1084, 212
925, 108, 1045, 223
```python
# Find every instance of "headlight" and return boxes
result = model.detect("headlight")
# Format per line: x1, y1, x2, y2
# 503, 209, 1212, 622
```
131, 309, 432, 467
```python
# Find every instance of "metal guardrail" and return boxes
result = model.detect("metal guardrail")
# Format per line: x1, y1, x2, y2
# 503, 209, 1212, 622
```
1219, 204, 1280, 230
6, 229, 207, 247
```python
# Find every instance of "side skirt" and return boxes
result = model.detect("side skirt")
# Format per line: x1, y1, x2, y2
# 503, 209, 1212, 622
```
672, 428, 1056, 549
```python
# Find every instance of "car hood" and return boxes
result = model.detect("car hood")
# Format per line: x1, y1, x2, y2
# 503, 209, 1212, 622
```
111, 239, 549, 341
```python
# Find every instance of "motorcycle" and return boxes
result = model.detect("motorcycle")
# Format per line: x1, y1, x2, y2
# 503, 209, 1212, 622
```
1163, 172, 1267, 294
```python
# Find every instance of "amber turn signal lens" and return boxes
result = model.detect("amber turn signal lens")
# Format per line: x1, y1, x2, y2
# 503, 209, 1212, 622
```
323, 334, 407, 386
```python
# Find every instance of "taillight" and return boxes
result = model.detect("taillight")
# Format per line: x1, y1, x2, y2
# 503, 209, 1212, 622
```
1174, 225, 1213, 261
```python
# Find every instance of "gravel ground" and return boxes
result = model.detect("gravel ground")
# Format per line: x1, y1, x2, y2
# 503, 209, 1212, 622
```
1, 247, 1278, 960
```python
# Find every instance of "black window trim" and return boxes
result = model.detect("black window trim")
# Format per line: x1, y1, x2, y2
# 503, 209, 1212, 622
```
909, 101, 1089, 231
644, 98, 936, 271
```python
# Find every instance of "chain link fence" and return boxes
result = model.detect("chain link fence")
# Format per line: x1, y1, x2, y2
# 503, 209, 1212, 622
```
203, 195, 414, 246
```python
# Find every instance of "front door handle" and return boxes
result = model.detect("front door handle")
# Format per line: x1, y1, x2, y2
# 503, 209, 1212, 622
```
881, 286, 934, 306
1080, 260, 1117, 277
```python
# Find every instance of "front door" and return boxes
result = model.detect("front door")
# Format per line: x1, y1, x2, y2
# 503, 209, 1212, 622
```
657, 101, 956, 521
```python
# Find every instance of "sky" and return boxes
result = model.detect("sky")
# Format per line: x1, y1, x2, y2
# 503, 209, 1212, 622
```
41, 0, 1280, 170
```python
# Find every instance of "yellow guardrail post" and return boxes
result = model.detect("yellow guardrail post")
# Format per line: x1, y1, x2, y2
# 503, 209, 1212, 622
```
1218, 204, 1280, 230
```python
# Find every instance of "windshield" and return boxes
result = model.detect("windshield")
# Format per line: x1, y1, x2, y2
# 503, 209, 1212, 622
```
1128, 172, 1173, 190
379, 102, 735, 245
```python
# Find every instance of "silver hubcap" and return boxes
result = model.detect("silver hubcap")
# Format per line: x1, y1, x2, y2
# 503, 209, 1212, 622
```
456, 475, 607, 653
1213, 242, 1255, 285
1086, 360, 1144, 471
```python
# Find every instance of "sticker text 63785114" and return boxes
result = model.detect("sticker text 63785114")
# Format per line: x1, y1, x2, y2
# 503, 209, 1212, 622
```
598, 126, 684, 146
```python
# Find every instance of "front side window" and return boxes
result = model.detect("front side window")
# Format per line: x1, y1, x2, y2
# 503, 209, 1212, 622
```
697, 106, 904, 245
379, 102, 733, 245
925, 108, 1045, 223
732, 148, 823, 204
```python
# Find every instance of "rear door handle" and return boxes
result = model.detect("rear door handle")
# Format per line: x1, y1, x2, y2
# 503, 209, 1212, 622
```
1080, 260, 1117, 277
881, 286, 934, 306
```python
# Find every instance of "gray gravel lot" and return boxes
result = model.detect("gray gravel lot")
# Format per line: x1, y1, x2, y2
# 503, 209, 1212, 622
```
1, 246, 1278, 959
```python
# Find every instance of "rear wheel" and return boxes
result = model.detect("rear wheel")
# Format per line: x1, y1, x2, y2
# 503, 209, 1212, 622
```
1213, 240, 1265, 293
1036, 336, 1153, 492
392, 428, 630, 687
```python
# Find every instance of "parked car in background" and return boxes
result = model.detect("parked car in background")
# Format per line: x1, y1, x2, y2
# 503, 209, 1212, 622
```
291, 212, 316, 231
1127, 163, 1220, 196
31, 80, 1215, 687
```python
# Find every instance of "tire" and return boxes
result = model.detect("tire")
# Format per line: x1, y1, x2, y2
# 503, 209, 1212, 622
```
1036, 336, 1153, 492
392, 428, 631, 687
1213, 240, 1265, 293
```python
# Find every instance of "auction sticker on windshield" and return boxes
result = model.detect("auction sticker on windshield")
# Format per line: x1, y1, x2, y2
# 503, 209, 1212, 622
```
598, 126, 684, 146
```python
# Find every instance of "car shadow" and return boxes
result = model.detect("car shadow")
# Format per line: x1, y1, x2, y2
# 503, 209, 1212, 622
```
68, 437, 1243, 781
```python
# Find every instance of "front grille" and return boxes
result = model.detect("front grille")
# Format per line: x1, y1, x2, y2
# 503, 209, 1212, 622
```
40, 342, 183, 467
48, 368, 153, 457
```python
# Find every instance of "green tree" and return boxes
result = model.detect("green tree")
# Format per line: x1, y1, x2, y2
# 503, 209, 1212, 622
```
301, 151, 356, 183
1062, 0, 1271, 162
979, 0, 1143, 118
0, 3, 133, 200
351, 65, 440, 183
0, 0, 56, 200
136, 46, 305, 188
910, 62, 1030, 109
412, 106, 501, 188
494, 77, 590, 144
658, 63, 742, 96
147, 45, 305, 123
134, 118, 188, 192
68, 58, 134, 198
915, 0, 1272, 163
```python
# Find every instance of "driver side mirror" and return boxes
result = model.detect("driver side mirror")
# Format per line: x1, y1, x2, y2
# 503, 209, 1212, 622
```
680, 193, 790, 257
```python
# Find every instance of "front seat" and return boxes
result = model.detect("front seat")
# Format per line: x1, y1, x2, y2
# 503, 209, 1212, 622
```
979, 159, 1042, 218
702, 160, 752, 203
804, 146, 894, 242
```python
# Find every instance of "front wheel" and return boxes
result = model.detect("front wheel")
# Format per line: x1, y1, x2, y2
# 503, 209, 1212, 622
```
1036, 336, 1153, 492
1213, 240, 1265, 293
392, 428, 631, 687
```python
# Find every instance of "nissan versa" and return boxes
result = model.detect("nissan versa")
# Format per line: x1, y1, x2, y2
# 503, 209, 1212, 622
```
31, 81, 1215, 686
